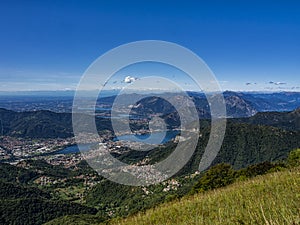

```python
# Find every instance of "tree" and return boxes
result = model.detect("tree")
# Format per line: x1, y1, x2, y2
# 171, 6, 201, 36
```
287, 148, 300, 167
191, 163, 236, 193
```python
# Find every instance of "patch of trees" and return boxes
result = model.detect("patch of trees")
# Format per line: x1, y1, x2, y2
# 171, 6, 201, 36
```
191, 149, 300, 193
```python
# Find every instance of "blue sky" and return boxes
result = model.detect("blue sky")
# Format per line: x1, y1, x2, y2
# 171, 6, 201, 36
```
0, 0, 300, 92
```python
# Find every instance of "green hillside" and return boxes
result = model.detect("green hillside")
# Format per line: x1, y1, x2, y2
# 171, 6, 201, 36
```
0, 108, 112, 138
44, 166, 300, 225
120, 122, 300, 175
44, 148, 300, 225
0, 108, 299, 224
236, 107, 300, 131
107, 167, 300, 225
0, 161, 99, 225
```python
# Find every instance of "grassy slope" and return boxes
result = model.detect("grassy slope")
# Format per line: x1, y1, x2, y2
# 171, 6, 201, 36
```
108, 167, 300, 225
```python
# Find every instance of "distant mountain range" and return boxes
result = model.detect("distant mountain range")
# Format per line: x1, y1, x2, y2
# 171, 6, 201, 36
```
0, 90, 299, 138
0, 91, 300, 117
222, 91, 300, 112
98, 91, 300, 118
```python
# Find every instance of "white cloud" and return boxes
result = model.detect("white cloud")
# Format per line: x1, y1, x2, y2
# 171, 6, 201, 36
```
274, 82, 287, 85
124, 76, 137, 83
269, 81, 287, 85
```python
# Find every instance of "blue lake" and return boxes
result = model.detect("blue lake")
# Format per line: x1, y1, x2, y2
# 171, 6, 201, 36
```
57, 130, 179, 154
113, 130, 179, 145
96, 114, 146, 119
56, 143, 95, 154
